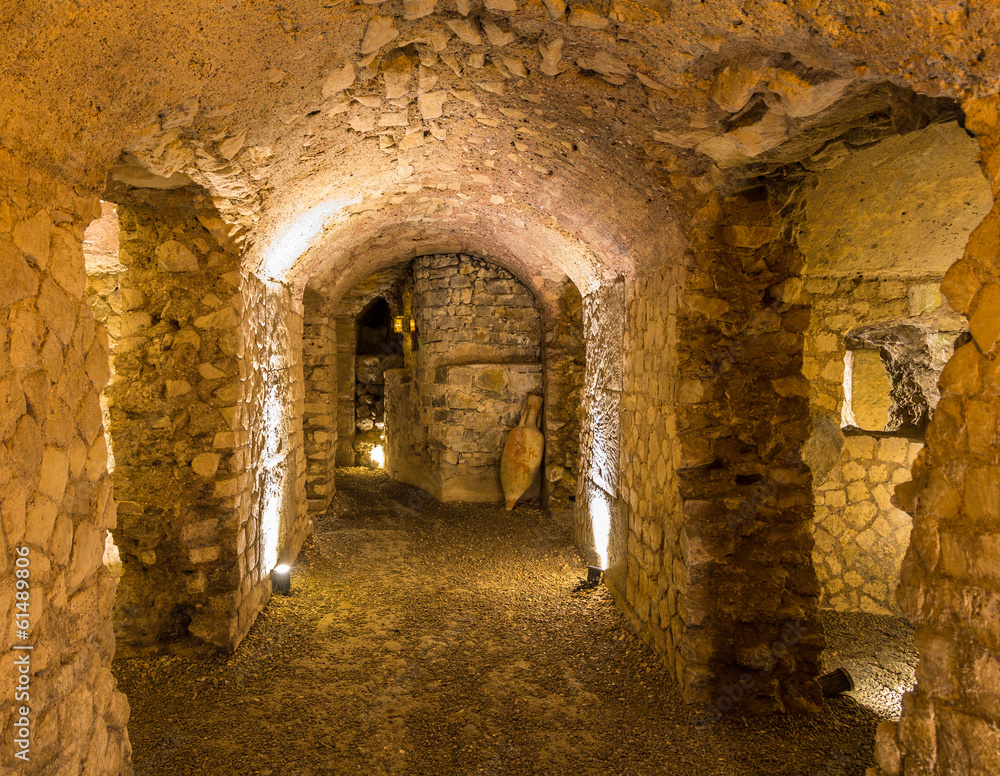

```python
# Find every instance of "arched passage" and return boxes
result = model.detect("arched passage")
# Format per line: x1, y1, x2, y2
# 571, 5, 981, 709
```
7, 4, 1000, 775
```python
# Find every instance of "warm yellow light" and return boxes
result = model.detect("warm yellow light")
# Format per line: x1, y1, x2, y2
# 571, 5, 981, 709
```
371, 445, 385, 468
590, 494, 611, 570
393, 316, 405, 333
274, 563, 290, 574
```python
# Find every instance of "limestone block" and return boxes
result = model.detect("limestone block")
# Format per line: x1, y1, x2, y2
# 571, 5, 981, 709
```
13, 209, 53, 268
361, 15, 398, 54
940, 258, 981, 315
970, 282, 1000, 353
539, 37, 563, 76
722, 224, 779, 249
38, 447, 70, 501
191, 452, 221, 478
155, 240, 199, 272
850, 349, 891, 430
767, 71, 848, 118
446, 18, 483, 45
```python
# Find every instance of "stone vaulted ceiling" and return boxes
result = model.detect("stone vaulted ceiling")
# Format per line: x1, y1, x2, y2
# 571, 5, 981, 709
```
3, 0, 999, 293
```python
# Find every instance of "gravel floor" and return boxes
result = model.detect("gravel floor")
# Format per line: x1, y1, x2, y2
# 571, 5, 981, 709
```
114, 469, 917, 776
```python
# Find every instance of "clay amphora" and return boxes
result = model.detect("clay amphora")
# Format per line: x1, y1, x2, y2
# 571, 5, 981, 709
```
500, 394, 544, 510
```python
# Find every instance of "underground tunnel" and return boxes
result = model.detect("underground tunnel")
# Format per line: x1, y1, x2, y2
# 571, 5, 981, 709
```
3, 2, 1000, 775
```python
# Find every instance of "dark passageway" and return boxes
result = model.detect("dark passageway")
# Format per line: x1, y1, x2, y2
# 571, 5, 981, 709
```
115, 471, 912, 776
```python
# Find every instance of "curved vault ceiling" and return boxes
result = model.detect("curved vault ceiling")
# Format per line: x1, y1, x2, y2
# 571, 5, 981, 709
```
5, 1, 999, 290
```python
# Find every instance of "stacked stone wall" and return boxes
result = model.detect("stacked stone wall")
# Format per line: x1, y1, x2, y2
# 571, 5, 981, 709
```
89, 191, 247, 651
540, 281, 585, 512
813, 433, 921, 614
335, 317, 358, 467
804, 275, 962, 615
241, 274, 309, 594
303, 289, 336, 517
871, 94, 1000, 776
573, 280, 625, 571
672, 189, 822, 712
332, 266, 408, 466
0, 151, 131, 773
385, 254, 545, 502
614, 268, 684, 669
412, 254, 540, 368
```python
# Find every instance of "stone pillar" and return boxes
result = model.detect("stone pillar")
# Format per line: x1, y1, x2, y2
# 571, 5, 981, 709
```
615, 266, 684, 673
870, 94, 1000, 776
0, 150, 131, 773
302, 288, 336, 516
241, 274, 309, 584
673, 188, 822, 712
94, 190, 247, 650
540, 279, 585, 512
574, 279, 625, 576
334, 316, 357, 466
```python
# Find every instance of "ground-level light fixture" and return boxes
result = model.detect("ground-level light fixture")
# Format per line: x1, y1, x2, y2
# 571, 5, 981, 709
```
271, 563, 292, 595
574, 564, 605, 592
818, 667, 855, 696
370, 444, 385, 468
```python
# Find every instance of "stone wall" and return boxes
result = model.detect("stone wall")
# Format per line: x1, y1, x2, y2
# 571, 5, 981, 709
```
89, 190, 249, 651
354, 354, 403, 465
241, 274, 309, 583
672, 188, 822, 712
332, 266, 407, 466
540, 281, 586, 512
388, 363, 544, 502
574, 279, 625, 572
804, 274, 963, 615
0, 152, 131, 773
871, 95, 1000, 776
412, 254, 540, 367
814, 432, 921, 614
617, 268, 684, 670
303, 289, 336, 517
385, 254, 545, 503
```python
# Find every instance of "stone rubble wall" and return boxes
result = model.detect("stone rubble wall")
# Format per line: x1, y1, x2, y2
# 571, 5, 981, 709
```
804, 275, 963, 616
616, 268, 684, 674
871, 95, 1000, 776
385, 254, 545, 502
356, 354, 401, 434
571, 266, 685, 686
335, 317, 358, 467
540, 281, 585, 512
240, 274, 309, 599
412, 254, 540, 368
88, 191, 247, 652
671, 189, 823, 712
814, 433, 921, 614
574, 279, 625, 571
302, 288, 336, 518
0, 151, 132, 773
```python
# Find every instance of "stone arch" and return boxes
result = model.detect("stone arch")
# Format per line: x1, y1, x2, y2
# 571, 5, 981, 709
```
305, 241, 589, 513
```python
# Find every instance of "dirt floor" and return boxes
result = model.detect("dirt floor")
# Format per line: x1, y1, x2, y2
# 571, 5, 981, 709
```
114, 469, 917, 776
